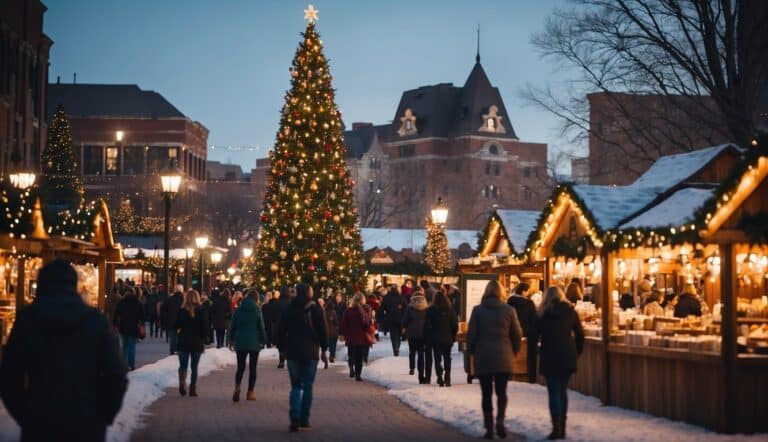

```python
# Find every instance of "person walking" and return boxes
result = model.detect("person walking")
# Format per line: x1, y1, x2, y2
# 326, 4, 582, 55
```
229, 289, 267, 402
161, 284, 184, 355
323, 296, 340, 363
146, 286, 160, 338
275, 286, 293, 369
113, 286, 145, 371
104, 287, 122, 331
276, 283, 328, 432
379, 285, 407, 356
466, 280, 523, 439
176, 289, 209, 397
0, 259, 128, 442
535, 286, 585, 440
402, 288, 432, 384
507, 282, 538, 383
340, 293, 372, 381
262, 290, 282, 349
424, 289, 459, 387
212, 289, 232, 348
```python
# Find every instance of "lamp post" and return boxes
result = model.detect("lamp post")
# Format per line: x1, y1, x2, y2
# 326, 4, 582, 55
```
8, 148, 36, 189
431, 197, 449, 226
185, 247, 195, 291
210, 251, 223, 292
195, 235, 209, 292
160, 161, 182, 298
425, 196, 450, 276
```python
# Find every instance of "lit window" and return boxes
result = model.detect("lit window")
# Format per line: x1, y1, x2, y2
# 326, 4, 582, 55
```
406, 120, 412, 130
487, 118, 495, 130
169, 147, 178, 159
106, 147, 118, 173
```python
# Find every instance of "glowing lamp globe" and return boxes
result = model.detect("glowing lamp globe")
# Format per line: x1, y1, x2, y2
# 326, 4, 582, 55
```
195, 236, 209, 249
431, 197, 448, 225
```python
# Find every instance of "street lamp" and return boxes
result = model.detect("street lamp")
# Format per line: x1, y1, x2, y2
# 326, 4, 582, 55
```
160, 161, 182, 298
210, 252, 223, 292
431, 197, 449, 225
227, 237, 237, 247
242, 247, 253, 259
195, 235, 209, 292
8, 148, 35, 189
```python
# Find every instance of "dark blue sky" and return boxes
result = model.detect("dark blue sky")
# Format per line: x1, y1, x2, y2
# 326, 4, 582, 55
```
44, 0, 577, 171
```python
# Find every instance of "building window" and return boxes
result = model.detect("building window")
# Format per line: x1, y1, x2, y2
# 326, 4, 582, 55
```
490, 185, 499, 199
494, 164, 500, 176
398, 108, 418, 136
106, 147, 119, 174
169, 147, 178, 160
83, 146, 102, 175
485, 162, 491, 175
369, 157, 380, 169
488, 144, 499, 155
147, 146, 169, 172
481, 186, 488, 198
523, 167, 531, 178
524, 187, 532, 201
399, 144, 415, 157
123, 146, 145, 175
405, 120, 412, 130
487, 118, 495, 130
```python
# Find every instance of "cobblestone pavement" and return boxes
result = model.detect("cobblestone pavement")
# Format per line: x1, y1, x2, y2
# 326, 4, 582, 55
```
131, 355, 499, 442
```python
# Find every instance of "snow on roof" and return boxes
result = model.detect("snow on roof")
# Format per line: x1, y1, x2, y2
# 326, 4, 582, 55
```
620, 187, 714, 230
495, 210, 540, 252
571, 185, 659, 231
361, 228, 478, 252
631, 144, 738, 191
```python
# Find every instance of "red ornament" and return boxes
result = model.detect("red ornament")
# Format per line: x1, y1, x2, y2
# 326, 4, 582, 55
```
308, 263, 316, 272
280, 231, 288, 238
324, 210, 332, 220
292, 111, 301, 118
260, 214, 268, 222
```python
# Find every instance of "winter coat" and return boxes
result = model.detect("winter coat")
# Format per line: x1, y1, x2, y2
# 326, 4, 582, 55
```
176, 307, 209, 353
113, 294, 145, 337
145, 292, 160, 319
276, 295, 329, 362
0, 291, 127, 437
325, 302, 340, 338
674, 293, 702, 318
402, 295, 429, 339
643, 301, 664, 317
340, 305, 371, 346
535, 300, 585, 377
379, 292, 407, 327
450, 289, 462, 317
161, 292, 183, 329
466, 296, 523, 375
104, 292, 122, 327
424, 303, 459, 347
212, 294, 232, 329
507, 295, 537, 339
229, 297, 267, 352
335, 301, 348, 325
262, 298, 282, 328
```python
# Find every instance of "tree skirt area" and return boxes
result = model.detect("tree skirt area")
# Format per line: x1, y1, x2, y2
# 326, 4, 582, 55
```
361, 340, 765, 442
0, 347, 278, 442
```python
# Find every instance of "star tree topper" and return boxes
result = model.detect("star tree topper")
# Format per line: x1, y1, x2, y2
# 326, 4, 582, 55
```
304, 4, 319, 23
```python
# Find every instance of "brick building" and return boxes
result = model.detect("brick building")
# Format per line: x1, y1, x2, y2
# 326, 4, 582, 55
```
47, 83, 208, 218
252, 57, 549, 230
0, 0, 52, 176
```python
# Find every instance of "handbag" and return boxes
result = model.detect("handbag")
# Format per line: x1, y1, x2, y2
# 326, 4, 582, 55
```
360, 306, 377, 345
138, 322, 146, 340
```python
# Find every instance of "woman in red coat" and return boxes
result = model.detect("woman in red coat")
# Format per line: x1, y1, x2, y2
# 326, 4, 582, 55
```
340, 293, 371, 381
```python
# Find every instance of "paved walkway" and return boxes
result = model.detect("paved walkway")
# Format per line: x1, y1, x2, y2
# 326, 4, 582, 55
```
132, 355, 484, 442
135, 333, 172, 369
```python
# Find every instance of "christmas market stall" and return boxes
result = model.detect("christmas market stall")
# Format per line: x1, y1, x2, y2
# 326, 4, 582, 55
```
0, 184, 123, 345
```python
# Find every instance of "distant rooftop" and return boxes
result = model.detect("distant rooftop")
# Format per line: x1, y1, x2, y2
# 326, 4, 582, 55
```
47, 83, 187, 120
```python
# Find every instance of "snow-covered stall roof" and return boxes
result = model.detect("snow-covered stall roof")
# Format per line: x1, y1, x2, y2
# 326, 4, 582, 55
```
631, 144, 739, 191
571, 185, 659, 231
361, 228, 478, 252
620, 187, 715, 230
495, 210, 540, 252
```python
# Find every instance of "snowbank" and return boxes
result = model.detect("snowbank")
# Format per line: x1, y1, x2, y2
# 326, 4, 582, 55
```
362, 343, 763, 442
0, 347, 279, 442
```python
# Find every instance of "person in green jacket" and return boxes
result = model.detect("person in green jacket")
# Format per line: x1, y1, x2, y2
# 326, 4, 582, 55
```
228, 289, 267, 402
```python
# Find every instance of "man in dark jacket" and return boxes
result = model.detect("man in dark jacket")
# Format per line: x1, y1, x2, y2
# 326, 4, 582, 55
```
161, 284, 184, 354
212, 290, 232, 348
379, 286, 407, 356
507, 282, 538, 383
262, 291, 282, 348
0, 259, 128, 442
145, 287, 160, 338
276, 283, 328, 432
113, 286, 145, 370
674, 284, 703, 318
274, 286, 293, 368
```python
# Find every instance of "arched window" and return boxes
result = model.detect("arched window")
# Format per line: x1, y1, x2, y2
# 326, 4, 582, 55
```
487, 118, 495, 130
488, 144, 499, 155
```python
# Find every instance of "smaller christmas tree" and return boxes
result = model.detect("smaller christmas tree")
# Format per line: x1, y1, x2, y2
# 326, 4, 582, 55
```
40, 106, 84, 213
424, 219, 451, 274
114, 199, 137, 234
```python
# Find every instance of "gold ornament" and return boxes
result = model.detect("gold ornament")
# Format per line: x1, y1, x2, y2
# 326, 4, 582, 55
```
279, 250, 288, 259
333, 215, 340, 222
270, 262, 279, 272
310, 182, 318, 191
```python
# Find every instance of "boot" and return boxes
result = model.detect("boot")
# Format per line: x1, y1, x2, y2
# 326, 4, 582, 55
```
437, 374, 444, 387
189, 384, 197, 397
233, 386, 240, 402
178, 371, 187, 396
547, 415, 561, 440
560, 415, 566, 439
483, 410, 494, 440
495, 412, 507, 439
445, 372, 451, 387
246, 390, 256, 401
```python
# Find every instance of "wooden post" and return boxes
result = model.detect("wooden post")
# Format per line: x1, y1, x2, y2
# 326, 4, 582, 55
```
719, 243, 737, 433
600, 250, 613, 405
98, 258, 107, 312
16, 257, 26, 312
544, 257, 551, 288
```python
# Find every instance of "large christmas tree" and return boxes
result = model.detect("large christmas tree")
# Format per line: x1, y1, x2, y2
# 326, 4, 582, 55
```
248, 6, 364, 291
424, 220, 451, 275
40, 106, 84, 213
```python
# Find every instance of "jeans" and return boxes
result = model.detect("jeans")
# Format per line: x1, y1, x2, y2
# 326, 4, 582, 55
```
348, 345, 366, 378
408, 338, 432, 381
148, 317, 158, 337
178, 351, 202, 385
432, 344, 452, 381
168, 328, 178, 354
215, 328, 226, 348
328, 335, 338, 358
121, 334, 137, 369
478, 373, 509, 415
545, 374, 571, 419
235, 350, 260, 390
287, 360, 318, 426
389, 326, 402, 355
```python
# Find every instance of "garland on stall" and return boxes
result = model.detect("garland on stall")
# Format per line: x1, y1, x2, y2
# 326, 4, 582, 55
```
552, 235, 593, 261
0, 180, 39, 237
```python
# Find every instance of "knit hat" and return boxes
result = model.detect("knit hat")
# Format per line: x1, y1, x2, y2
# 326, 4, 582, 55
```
36, 258, 78, 297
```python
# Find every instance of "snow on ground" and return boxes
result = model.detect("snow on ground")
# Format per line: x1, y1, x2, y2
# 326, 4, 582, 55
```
361, 338, 765, 442
0, 347, 278, 442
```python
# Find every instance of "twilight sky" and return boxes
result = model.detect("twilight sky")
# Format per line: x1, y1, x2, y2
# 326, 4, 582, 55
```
44, 0, 579, 172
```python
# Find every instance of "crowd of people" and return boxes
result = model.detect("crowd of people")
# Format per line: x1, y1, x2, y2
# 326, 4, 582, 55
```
0, 259, 590, 441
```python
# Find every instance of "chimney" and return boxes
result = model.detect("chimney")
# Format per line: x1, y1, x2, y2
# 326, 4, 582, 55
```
352, 122, 373, 130
73, 73, 77, 84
